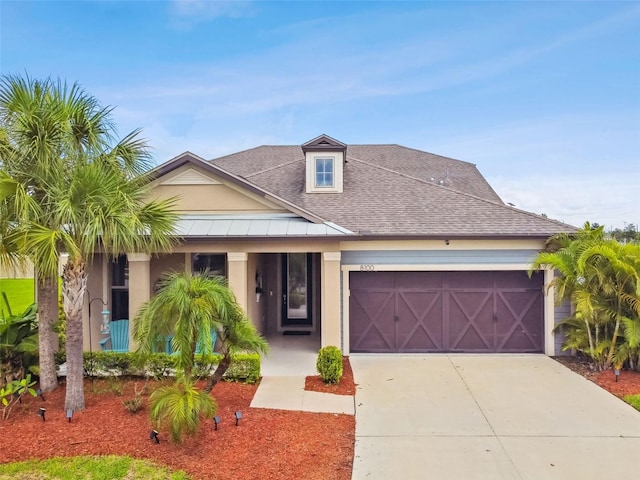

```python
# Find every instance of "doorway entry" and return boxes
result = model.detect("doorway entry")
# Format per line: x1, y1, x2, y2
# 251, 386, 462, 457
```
281, 253, 313, 328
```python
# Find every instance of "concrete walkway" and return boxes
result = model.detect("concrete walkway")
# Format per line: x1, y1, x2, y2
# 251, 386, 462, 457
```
250, 332, 354, 415
351, 355, 640, 480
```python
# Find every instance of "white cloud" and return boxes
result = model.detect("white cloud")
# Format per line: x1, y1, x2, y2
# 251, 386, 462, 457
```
489, 173, 639, 230
169, 0, 255, 29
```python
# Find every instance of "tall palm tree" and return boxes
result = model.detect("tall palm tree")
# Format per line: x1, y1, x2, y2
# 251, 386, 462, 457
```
1, 74, 179, 410
0, 74, 116, 393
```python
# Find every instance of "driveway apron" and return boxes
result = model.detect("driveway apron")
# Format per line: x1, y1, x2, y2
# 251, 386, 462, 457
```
350, 355, 640, 480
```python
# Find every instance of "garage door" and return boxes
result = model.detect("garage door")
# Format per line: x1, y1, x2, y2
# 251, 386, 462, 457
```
349, 271, 544, 353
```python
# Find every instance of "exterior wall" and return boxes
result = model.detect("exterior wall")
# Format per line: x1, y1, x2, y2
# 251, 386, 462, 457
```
150, 164, 288, 214
554, 300, 572, 356
150, 253, 185, 290
84, 254, 109, 352
246, 253, 267, 333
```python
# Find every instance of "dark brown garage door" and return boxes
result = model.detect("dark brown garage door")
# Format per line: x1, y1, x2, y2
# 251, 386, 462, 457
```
349, 271, 544, 353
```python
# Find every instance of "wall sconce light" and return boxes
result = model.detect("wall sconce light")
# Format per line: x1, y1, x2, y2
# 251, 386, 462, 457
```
38, 407, 46, 422
213, 415, 221, 431
445, 239, 450, 246
614, 368, 620, 382
66, 409, 73, 423
149, 430, 160, 444
234, 411, 242, 426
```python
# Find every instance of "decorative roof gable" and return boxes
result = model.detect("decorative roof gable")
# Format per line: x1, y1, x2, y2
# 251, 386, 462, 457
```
301, 134, 347, 154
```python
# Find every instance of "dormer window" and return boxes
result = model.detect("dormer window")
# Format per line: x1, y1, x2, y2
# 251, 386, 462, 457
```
302, 134, 346, 194
315, 157, 334, 188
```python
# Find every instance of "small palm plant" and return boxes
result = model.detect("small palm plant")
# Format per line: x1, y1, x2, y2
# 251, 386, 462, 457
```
149, 375, 216, 443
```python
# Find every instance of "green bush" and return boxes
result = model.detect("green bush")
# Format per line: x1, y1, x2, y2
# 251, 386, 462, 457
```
316, 346, 343, 384
74, 351, 258, 383
225, 353, 261, 383
624, 394, 640, 411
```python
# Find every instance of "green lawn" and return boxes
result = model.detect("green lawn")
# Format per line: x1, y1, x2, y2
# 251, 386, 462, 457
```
0, 455, 191, 480
0, 278, 35, 317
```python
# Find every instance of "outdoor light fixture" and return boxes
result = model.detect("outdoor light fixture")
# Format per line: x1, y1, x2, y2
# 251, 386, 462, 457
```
38, 407, 46, 422
149, 430, 160, 444
615, 369, 621, 382
35, 388, 45, 401
66, 409, 73, 423
213, 415, 221, 431
234, 411, 242, 426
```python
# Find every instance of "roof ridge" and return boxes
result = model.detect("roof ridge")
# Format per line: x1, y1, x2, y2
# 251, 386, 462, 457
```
346, 154, 574, 229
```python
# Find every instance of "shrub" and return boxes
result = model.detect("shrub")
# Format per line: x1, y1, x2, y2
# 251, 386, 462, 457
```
624, 394, 640, 411
123, 383, 144, 413
225, 353, 261, 383
316, 346, 343, 384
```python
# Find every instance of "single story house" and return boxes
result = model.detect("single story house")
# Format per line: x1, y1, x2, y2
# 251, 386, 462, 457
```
85, 135, 573, 355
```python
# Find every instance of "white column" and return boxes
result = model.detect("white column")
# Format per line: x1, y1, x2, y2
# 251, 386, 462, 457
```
127, 253, 151, 350
543, 267, 556, 356
227, 252, 248, 313
321, 251, 342, 348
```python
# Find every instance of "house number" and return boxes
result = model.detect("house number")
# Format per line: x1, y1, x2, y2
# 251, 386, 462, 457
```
359, 264, 376, 272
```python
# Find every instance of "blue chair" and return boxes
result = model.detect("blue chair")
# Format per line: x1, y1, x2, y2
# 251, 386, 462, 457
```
99, 319, 130, 352
165, 329, 217, 355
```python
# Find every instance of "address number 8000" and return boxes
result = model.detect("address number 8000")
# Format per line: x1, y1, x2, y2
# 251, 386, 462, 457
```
359, 264, 376, 272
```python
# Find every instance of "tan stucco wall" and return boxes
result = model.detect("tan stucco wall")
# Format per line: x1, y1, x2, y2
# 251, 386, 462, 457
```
83, 254, 108, 352
149, 164, 288, 214
150, 253, 185, 289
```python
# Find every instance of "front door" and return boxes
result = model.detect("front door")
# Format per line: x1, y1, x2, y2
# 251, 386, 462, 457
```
281, 253, 312, 327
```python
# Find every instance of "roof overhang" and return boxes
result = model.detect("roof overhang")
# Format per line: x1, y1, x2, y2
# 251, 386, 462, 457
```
175, 213, 354, 238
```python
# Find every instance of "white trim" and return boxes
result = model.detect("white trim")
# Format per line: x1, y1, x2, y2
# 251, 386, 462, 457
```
323, 251, 342, 262
543, 267, 556, 356
340, 263, 533, 272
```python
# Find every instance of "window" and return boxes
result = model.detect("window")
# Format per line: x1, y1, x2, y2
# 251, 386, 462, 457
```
193, 254, 227, 278
315, 157, 334, 187
110, 255, 129, 320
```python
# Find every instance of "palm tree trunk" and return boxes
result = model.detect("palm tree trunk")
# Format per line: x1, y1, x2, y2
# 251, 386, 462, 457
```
37, 275, 59, 392
606, 303, 623, 368
62, 260, 87, 411
203, 354, 231, 393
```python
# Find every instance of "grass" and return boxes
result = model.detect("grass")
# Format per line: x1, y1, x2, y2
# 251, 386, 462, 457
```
0, 455, 191, 480
624, 394, 640, 411
0, 278, 35, 316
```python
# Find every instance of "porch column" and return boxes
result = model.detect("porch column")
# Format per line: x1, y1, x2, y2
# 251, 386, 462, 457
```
321, 251, 341, 349
127, 253, 151, 350
227, 252, 248, 313
543, 267, 556, 356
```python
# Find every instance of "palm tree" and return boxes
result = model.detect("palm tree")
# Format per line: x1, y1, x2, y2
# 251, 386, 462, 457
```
531, 223, 604, 358
1, 74, 179, 410
0, 74, 117, 393
133, 271, 268, 384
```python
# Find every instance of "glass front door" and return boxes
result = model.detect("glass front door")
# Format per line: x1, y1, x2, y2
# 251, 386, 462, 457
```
281, 253, 312, 327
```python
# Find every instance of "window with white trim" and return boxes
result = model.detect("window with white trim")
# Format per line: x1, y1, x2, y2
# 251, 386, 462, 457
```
315, 157, 334, 188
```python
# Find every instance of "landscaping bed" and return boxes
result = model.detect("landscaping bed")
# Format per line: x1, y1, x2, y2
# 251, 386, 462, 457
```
305, 356, 356, 396
0, 376, 355, 480
555, 355, 640, 402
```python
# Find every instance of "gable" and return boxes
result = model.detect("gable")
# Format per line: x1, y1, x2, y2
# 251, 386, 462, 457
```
150, 164, 289, 214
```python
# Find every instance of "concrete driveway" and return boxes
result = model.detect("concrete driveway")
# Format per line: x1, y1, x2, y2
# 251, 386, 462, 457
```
351, 355, 640, 480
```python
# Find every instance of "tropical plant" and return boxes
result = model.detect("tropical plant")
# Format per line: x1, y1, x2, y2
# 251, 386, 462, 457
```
533, 223, 640, 370
0, 303, 38, 387
149, 376, 216, 443
0, 373, 37, 419
133, 271, 268, 392
0, 74, 179, 410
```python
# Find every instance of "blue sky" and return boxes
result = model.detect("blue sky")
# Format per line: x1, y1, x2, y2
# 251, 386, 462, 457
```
1, 1, 639, 229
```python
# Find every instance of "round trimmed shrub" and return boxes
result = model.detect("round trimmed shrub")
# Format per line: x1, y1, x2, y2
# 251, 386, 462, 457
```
316, 346, 343, 384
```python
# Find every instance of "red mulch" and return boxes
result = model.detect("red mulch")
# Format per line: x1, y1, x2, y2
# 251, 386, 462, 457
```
305, 357, 356, 396
0, 375, 355, 479
555, 356, 640, 399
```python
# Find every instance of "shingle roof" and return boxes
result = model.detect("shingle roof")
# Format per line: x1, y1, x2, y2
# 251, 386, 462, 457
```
210, 143, 575, 238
